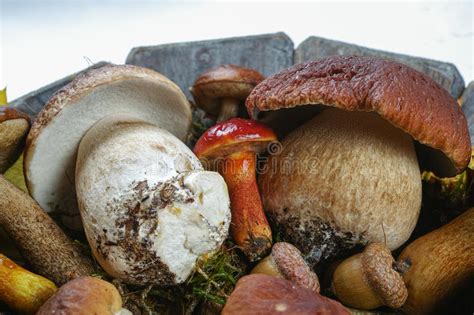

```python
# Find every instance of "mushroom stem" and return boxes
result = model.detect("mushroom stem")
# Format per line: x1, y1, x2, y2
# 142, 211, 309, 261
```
217, 98, 240, 122
221, 151, 272, 261
0, 175, 95, 285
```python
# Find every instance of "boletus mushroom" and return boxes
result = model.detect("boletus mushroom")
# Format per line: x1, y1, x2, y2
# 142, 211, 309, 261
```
37, 276, 130, 315
191, 64, 265, 122
397, 207, 474, 314
222, 274, 349, 315
194, 118, 276, 261
246, 56, 471, 265
24, 65, 231, 285
330, 243, 407, 310
0, 107, 29, 173
251, 242, 320, 292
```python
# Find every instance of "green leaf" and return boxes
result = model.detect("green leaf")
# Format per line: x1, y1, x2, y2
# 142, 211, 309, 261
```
0, 87, 7, 105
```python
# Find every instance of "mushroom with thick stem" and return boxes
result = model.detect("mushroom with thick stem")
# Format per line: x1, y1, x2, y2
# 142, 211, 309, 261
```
222, 274, 350, 315
330, 242, 407, 310
0, 107, 29, 173
0, 175, 95, 285
194, 118, 276, 261
24, 65, 231, 286
251, 242, 320, 293
37, 276, 130, 315
397, 207, 474, 315
245, 56, 471, 266
0, 253, 57, 314
191, 64, 265, 122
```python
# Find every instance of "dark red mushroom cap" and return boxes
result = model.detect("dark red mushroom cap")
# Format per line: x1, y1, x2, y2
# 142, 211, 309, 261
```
194, 118, 277, 161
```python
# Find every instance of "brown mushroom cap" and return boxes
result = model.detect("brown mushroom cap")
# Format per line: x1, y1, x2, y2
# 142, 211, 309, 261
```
37, 277, 124, 315
222, 274, 349, 315
246, 56, 471, 176
270, 242, 320, 292
0, 107, 30, 173
191, 64, 265, 116
361, 243, 408, 308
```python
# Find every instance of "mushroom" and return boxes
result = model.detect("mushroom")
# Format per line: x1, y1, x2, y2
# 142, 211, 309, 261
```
24, 64, 193, 230
0, 253, 57, 314
397, 207, 474, 314
330, 242, 407, 310
251, 242, 320, 292
22, 65, 230, 286
245, 56, 471, 266
0, 175, 95, 285
222, 274, 350, 315
191, 64, 265, 122
194, 118, 276, 261
0, 107, 29, 173
75, 113, 230, 285
37, 276, 130, 315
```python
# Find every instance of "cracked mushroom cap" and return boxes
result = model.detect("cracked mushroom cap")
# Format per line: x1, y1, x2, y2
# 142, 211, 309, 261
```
246, 56, 471, 177
222, 274, 349, 315
191, 64, 265, 116
194, 118, 277, 162
252, 242, 320, 292
24, 64, 192, 228
0, 107, 30, 173
75, 114, 231, 285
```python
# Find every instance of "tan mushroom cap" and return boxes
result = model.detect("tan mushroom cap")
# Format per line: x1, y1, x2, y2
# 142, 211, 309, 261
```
246, 56, 471, 176
271, 242, 320, 292
37, 277, 124, 315
0, 107, 30, 173
361, 243, 408, 308
191, 64, 265, 116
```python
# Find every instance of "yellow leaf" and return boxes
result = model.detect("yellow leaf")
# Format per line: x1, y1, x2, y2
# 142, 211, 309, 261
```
0, 87, 7, 105
4, 154, 28, 192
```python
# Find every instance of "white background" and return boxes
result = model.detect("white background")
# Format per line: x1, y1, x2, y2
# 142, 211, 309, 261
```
1, 0, 473, 100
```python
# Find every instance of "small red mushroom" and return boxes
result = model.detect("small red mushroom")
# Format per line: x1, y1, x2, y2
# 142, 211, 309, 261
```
194, 118, 277, 261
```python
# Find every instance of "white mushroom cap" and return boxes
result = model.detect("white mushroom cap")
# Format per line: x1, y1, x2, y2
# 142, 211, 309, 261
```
24, 65, 192, 228
76, 114, 231, 285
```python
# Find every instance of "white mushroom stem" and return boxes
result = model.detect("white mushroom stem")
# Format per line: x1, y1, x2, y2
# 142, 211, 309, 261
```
260, 108, 422, 264
217, 98, 240, 122
75, 114, 230, 285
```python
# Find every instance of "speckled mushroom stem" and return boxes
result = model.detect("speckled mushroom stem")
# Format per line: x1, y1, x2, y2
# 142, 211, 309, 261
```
0, 176, 95, 285
220, 151, 272, 261
217, 98, 240, 123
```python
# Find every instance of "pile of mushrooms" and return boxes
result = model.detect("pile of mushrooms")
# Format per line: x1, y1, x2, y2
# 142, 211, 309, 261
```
21, 64, 232, 286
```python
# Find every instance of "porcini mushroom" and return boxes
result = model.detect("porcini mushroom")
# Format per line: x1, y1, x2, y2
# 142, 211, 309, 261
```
37, 277, 130, 315
251, 242, 320, 292
397, 207, 474, 314
25, 64, 193, 229
194, 118, 276, 261
222, 274, 349, 315
246, 56, 471, 265
24, 64, 230, 286
191, 64, 265, 122
330, 243, 407, 310
0, 107, 29, 173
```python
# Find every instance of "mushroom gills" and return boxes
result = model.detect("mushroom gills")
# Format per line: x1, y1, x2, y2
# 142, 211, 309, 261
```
259, 108, 422, 265
75, 114, 230, 285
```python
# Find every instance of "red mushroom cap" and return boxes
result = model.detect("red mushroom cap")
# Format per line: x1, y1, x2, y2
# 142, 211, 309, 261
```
194, 118, 277, 161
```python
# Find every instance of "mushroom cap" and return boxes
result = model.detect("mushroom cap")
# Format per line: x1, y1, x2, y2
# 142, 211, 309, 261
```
0, 107, 30, 173
191, 64, 265, 116
246, 56, 471, 177
76, 114, 230, 285
222, 274, 350, 315
24, 64, 192, 227
270, 242, 320, 292
361, 243, 408, 308
194, 118, 277, 161
37, 277, 124, 315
